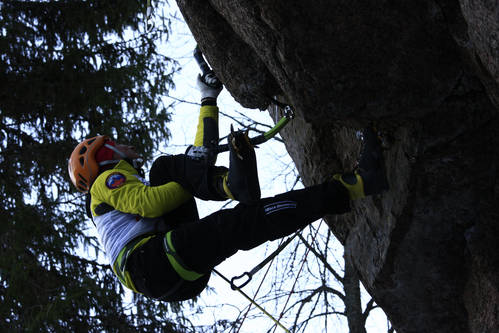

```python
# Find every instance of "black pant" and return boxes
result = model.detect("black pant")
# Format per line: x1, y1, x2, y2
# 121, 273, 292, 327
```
128, 154, 225, 301
128, 155, 351, 301
173, 182, 350, 274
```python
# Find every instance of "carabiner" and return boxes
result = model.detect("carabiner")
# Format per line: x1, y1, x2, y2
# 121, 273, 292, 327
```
230, 271, 253, 290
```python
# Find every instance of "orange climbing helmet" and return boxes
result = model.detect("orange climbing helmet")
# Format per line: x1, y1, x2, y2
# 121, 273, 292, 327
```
68, 135, 110, 193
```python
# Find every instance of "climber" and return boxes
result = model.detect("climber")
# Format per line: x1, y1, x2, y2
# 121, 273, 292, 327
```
68, 75, 389, 302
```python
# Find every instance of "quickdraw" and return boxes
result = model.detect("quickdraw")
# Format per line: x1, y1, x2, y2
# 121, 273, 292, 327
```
213, 269, 291, 333
230, 230, 300, 289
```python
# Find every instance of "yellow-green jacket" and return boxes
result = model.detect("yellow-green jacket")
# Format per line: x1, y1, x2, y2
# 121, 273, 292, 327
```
89, 105, 218, 292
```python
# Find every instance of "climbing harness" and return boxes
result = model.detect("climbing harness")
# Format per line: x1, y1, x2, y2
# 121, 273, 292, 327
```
193, 45, 295, 153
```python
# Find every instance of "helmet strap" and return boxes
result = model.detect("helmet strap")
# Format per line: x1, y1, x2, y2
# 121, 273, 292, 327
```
104, 143, 127, 159
96, 143, 126, 168
98, 144, 144, 173
98, 159, 121, 167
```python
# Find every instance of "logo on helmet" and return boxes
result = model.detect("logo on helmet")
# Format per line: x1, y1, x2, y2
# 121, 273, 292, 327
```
106, 173, 126, 189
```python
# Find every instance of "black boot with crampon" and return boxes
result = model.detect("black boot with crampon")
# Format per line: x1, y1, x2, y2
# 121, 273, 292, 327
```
221, 125, 261, 204
334, 127, 389, 200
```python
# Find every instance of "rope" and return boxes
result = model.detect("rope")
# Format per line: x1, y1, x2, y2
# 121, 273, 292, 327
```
213, 269, 291, 333
235, 240, 287, 333
271, 221, 324, 333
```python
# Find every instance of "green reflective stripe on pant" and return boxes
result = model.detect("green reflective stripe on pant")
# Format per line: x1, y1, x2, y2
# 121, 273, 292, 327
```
113, 235, 155, 293
164, 231, 204, 281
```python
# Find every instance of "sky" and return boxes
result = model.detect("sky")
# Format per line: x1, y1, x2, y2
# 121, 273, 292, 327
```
121, 2, 393, 332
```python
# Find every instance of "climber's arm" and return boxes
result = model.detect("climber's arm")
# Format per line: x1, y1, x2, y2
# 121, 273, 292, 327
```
91, 170, 192, 218
194, 104, 219, 148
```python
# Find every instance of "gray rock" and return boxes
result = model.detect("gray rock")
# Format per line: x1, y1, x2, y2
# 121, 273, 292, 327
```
176, 0, 499, 332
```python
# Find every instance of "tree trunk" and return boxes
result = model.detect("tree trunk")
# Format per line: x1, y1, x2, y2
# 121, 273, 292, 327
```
344, 255, 367, 333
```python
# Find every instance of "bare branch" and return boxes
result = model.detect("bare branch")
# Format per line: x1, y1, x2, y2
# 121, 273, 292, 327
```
166, 95, 200, 106
363, 298, 378, 321
297, 233, 344, 284
292, 309, 346, 333
232, 109, 274, 130
218, 110, 285, 143
290, 175, 301, 190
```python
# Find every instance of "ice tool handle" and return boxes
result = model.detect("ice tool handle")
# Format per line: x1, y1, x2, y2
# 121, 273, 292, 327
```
193, 46, 295, 153
193, 46, 223, 89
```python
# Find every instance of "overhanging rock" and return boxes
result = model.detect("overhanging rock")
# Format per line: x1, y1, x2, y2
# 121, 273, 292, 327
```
176, 1, 499, 332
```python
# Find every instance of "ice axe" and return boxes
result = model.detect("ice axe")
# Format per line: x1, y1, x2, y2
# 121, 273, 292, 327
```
193, 46, 223, 89
193, 45, 295, 153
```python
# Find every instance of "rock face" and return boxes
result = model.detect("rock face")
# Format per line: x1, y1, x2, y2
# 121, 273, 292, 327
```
176, 0, 499, 332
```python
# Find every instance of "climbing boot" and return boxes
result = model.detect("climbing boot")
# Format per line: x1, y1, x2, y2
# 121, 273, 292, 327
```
223, 126, 261, 203
334, 127, 389, 200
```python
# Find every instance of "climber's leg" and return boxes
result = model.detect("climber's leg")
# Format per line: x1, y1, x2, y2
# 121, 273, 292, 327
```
220, 128, 261, 204
169, 181, 350, 273
150, 154, 226, 201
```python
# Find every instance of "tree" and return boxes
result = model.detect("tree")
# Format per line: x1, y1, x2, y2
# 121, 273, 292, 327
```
0, 1, 191, 331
